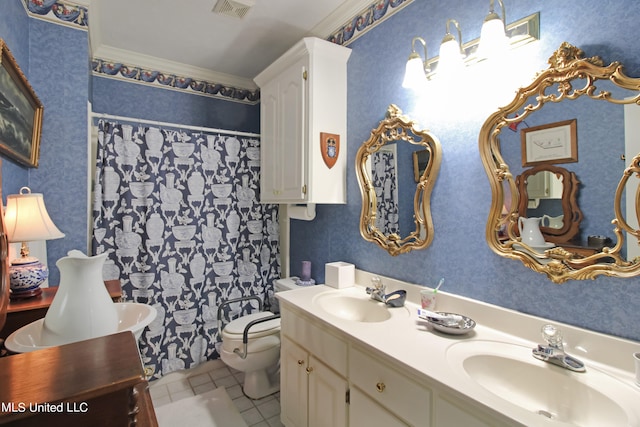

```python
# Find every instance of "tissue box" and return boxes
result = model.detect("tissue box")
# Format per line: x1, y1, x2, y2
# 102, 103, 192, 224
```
325, 262, 355, 289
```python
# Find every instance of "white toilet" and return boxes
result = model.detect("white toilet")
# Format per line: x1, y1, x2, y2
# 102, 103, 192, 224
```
219, 277, 301, 399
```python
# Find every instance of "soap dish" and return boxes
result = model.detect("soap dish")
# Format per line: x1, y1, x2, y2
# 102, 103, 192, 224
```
425, 312, 476, 335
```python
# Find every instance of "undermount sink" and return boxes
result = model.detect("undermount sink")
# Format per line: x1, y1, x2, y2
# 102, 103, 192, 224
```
312, 288, 408, 323
447, 340, 640, 426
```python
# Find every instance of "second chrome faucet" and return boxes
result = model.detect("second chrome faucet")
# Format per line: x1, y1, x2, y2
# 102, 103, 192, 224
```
532, 324, 586, 372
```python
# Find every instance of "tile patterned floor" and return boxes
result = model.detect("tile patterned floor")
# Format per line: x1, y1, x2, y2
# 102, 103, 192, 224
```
149, 359, 283, 427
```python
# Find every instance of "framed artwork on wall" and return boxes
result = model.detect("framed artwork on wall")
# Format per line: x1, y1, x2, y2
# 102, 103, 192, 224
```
521, 119, 577, 167
0, 38, 44, 168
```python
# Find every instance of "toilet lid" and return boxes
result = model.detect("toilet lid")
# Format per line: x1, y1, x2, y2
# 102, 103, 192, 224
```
224, 311, 280, 338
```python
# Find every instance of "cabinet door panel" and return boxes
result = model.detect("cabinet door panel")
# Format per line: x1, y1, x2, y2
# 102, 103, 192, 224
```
281, 337, 308, 427
308, 356, 347, 427
259, 86, 279, 200
278, 60, 306, 201
349, 387, 409, 427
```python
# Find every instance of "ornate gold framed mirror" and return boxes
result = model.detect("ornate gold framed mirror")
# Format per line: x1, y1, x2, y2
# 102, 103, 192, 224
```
479, 42, 640, 283
356, 104, 442, 256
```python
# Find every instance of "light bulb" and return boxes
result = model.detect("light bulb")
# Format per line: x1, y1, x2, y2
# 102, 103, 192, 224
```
402, 54, 427, 89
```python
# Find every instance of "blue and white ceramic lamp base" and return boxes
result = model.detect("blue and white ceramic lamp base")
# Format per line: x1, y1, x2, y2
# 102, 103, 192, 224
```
9, 258, 48, 299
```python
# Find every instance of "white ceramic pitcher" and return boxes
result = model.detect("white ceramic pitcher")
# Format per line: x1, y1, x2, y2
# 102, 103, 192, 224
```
542, 214, 564, 229
518, 216, 546, 247
41, 250, 118, 346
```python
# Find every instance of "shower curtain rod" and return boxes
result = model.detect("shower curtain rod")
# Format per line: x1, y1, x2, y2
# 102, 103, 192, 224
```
91, 112, 261, 138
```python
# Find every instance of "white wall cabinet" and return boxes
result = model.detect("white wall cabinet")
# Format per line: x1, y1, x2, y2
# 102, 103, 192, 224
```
254, 37, 351, 204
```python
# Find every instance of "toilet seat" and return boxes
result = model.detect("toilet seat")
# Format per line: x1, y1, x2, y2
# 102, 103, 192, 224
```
222, 311, 280, 340
221, 311, 281, 354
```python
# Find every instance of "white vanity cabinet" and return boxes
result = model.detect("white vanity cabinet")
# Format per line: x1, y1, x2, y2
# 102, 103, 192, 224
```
280, 307, 348, 427
279, 301, 515, 427
254, 37, 351, 204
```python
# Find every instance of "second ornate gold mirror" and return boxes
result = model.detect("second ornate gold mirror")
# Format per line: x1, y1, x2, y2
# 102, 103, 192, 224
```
480, 42, 640, 283
356, 104, 442, 256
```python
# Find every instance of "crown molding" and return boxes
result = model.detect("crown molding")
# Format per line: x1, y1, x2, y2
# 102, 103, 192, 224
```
92, 45, 257, 90
308, 0, 375, 38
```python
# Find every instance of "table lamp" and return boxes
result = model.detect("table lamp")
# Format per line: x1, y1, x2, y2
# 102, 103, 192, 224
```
4, 187, 65, 299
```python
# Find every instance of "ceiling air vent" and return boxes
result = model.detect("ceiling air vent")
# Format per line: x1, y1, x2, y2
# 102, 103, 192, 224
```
212, 0, 255, 19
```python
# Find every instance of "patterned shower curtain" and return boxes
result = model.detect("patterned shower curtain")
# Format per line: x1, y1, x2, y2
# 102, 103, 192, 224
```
91, 120, 280, 379
372, 148, 399, 235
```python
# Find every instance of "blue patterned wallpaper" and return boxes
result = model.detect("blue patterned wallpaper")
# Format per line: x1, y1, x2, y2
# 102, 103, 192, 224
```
291, 0, 640, 342
0, 1, 30, 196
0, 2, 89, 287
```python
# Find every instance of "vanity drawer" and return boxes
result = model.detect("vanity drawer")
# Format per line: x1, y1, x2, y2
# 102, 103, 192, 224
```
349, 345, 431, 426
281, 307, 348, 376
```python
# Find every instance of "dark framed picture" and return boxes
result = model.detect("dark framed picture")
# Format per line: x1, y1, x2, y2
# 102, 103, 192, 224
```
521, 119, 577, 167
0, 38, 44, 168
412, 149, 430, 182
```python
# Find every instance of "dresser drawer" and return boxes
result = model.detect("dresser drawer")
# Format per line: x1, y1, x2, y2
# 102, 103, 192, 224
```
349, 345, 431, 426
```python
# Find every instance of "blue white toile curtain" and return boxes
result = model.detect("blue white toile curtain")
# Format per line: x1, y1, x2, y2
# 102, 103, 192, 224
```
91, 119, 280, 379
372, 147, 399, 236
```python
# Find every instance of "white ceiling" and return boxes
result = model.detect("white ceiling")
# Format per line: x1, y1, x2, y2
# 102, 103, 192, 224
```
87, 0, 373, 89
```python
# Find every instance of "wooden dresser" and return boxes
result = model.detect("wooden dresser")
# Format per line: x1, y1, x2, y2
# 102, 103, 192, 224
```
0, 331, 157, 426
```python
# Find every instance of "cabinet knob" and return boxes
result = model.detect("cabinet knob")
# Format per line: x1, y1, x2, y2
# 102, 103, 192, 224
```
297, 359, 305, 365
306, 366, 314, 374
376, 382, 386, 393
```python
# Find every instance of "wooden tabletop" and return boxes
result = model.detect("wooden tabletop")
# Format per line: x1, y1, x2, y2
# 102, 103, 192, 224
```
7, 280, 122, 314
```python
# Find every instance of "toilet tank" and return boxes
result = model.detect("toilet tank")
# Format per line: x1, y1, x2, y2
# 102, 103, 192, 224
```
270, 277, 308, 313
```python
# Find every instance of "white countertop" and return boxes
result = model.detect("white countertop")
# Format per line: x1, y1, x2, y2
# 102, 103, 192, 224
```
276, 269, 640, 427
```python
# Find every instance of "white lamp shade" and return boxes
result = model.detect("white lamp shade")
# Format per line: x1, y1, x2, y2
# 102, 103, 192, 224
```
4, 187, 65, 243
478, 17, 508, 60
438, 39, 465, 75
402, 56, 427, 89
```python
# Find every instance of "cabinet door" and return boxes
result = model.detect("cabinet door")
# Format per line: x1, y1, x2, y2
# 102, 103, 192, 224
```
259, 82, 280, 202
281, 337, 309, 427
260, 57, 307, 203
349, 387, 409, 427
278, 59, 306, 201
308, 356, 347, 427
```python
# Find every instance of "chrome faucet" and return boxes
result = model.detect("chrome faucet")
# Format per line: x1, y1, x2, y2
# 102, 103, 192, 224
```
532, 324, 586, 372
366, 276, 386, 302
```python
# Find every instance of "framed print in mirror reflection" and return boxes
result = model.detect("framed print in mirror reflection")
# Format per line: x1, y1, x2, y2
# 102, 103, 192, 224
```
521, 119, 577, 167
413, 149, 431, 182
0, 39, 43, 168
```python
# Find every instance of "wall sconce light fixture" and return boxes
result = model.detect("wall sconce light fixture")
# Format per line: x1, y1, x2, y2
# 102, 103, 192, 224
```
438, 19, 465, 75
402, 36, 429, 89
478, 0, 509, 60
402, 4, 540, 85
4, 186, 65, 298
